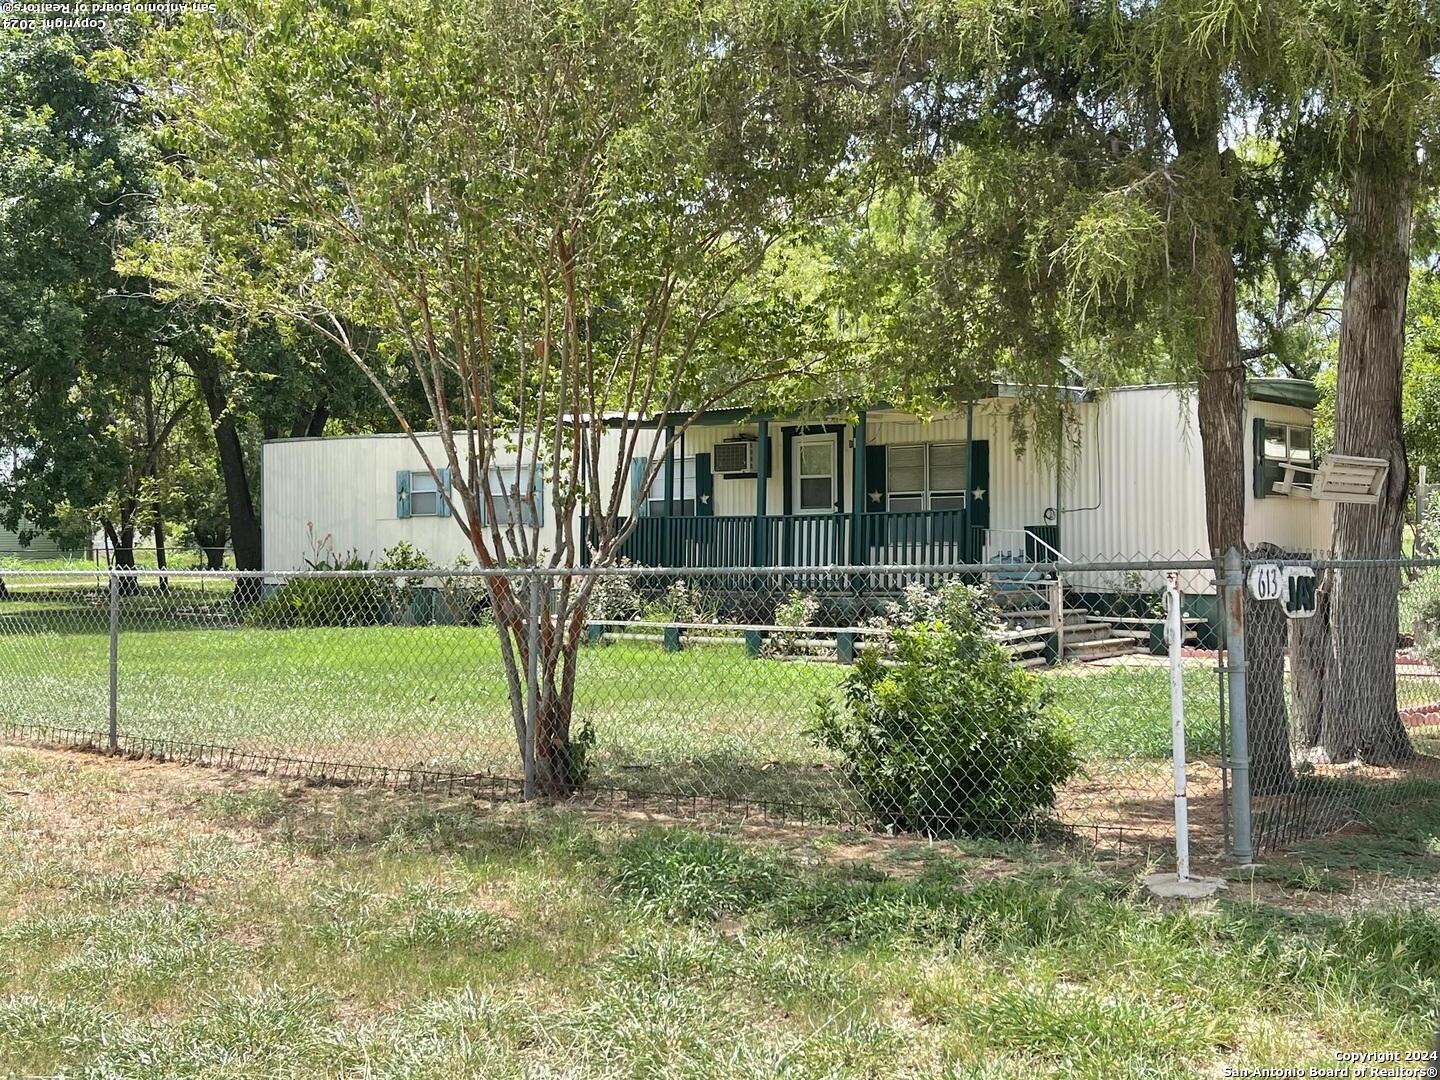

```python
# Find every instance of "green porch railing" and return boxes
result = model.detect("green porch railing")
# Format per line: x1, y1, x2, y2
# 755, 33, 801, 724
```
613, 509, 986, 577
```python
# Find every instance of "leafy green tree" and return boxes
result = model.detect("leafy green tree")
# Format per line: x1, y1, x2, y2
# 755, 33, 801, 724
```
1286, 0, 1439, 765
868, 0, 1311, 791
138, 0, 861, 795
0, 26, 173, 577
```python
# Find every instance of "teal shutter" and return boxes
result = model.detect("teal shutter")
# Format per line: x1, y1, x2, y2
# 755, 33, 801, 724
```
863, 445, 887, 510
694, 453, 713, 517
395, 470, 412, 518
437, 467, 452, 517
1253, 418, 1284, 497
533, 476, 545, 527
630, 457, 650, 517
968, 440, 990, 561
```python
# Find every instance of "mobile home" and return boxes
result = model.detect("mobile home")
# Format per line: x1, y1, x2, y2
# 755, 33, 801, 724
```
262, 378, 1330, 575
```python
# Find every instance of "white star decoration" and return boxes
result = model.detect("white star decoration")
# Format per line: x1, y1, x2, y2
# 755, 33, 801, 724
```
700, 493, 710, 504
869, 490, 883, 504
971, 488, 985, 502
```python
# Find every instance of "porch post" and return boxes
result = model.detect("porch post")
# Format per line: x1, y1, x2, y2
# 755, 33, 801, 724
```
663, 422, 675, 517
754, 418, 770, 568
850, 411, 866, 567
964, 399, 975, 563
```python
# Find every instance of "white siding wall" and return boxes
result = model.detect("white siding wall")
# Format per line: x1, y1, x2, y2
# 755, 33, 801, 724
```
262, 434, 559, 571
265, 390, 1332, 573
1060, 388, 1211, 561
1059, 387, 1330, 560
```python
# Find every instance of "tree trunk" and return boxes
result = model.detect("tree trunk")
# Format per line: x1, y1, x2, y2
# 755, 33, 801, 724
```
1290, 573, 1330, 746
153, 518, 169, 593
103, 518, 140, 597
1166, 98, 1246, 559
1316, 131, 1415, 765
188, 350, 263, 602
1168, 92, 1295, 793
289, 401, 329, 439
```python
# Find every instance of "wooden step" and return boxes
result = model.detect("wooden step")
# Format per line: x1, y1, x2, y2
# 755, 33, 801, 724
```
1064, 635, 1141, 660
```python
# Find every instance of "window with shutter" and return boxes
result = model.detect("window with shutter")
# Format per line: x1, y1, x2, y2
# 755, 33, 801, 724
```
409, 470, 440, 516
646, 456, 698, 517
886, 445, 925, 510
1254, 420, 1314, 496
928, 443, 967, 509
885, 443, 967, 510
489, 466, 541, 526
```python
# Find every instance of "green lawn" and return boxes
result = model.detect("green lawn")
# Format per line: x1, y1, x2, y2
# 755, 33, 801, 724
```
0, 746, 1435, 1079
0, 595, 1222, 824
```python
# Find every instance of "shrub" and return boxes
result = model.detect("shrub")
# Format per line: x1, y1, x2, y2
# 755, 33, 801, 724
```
245, 551, 387, 628
437, 555, 492, 626
377, 541, 434, 624
762, 590, 821, 659
812, 585, 1079, 837
587, 558, 640, 623
871, 580, 998, 632
638, 578, 718, 625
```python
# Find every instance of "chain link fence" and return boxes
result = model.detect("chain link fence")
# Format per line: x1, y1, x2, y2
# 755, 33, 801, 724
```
0, 559, 1232, 858
1240, 552, 1440, 855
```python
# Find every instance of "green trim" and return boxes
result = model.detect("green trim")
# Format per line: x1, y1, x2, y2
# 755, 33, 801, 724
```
1246, 378, 1320, 410
850, 412, 866, 564
753, 420, 769, 567
694, 452, 713, 517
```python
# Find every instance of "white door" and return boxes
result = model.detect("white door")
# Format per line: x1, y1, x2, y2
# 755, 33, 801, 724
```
789, 435, 839, 568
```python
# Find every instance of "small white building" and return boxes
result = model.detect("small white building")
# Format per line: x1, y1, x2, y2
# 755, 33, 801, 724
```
261, 379, 1332, 577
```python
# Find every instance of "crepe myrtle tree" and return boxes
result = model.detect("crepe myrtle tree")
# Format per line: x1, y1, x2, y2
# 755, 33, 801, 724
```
133, 0, 860, 795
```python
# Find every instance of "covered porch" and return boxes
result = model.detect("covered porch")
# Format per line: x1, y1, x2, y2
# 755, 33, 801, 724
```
597, 404, 1063, 577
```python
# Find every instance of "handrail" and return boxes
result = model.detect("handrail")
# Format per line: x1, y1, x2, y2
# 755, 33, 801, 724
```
982, 527, 1071, 565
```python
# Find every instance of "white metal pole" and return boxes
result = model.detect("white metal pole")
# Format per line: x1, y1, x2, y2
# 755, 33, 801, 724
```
1167, 570, 1190, 881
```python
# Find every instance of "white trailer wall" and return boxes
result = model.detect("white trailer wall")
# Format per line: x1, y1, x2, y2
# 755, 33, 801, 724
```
261, 433, 558, 571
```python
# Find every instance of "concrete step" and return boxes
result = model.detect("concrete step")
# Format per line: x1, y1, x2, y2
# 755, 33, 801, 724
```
1114, 627, 1198, 644
1064, 635, 1142, 660
996, 606, 1091, 626
1057, 622, 1122, 644
1002, 637, 1047, 657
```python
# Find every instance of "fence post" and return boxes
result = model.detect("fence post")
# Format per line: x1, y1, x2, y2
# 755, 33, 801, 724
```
523, 569, 540, 801
1222, 546, 1254, 862
1050, 577, 1065, 660
107, 570, 119, 754
1166, 571, 1190, 881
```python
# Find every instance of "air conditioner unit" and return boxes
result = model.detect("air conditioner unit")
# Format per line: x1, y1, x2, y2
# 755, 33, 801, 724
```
712, 439, 756, 475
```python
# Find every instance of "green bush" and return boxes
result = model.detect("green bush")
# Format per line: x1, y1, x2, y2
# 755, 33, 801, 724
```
245, 553, 388, 628
638, 578, 718, 625
377, 541, 434, 624
812, 585, 1079, 837
437, 555, 492, 626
